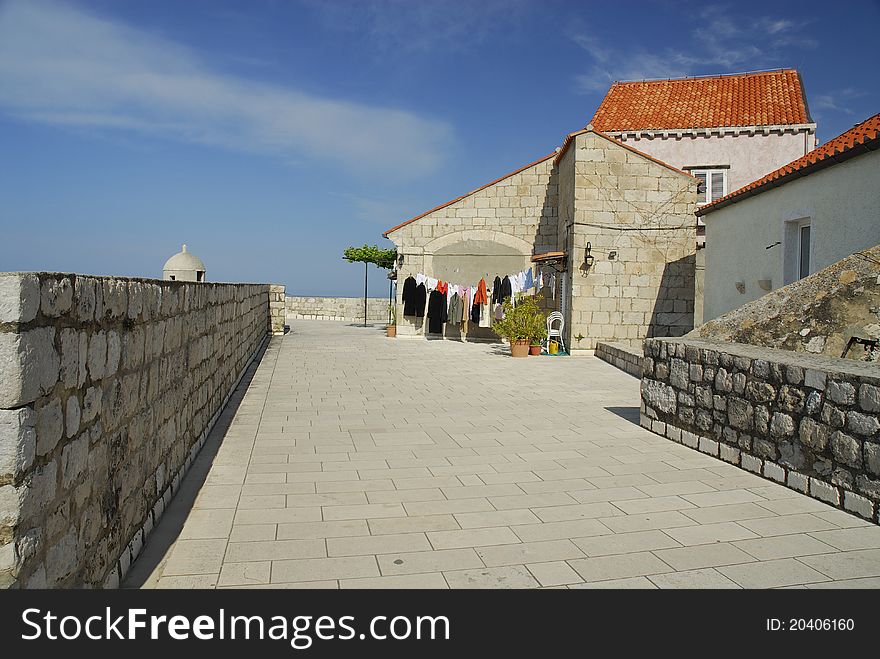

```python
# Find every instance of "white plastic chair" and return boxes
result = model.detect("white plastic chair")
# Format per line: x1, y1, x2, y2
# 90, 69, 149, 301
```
546, 312, 565, 354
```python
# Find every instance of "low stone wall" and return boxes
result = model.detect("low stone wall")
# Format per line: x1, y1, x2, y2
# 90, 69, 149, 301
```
640, 337, 880, 523
596, 342, 643, 377
286, 296, 389, 323
0, 272, 273, 588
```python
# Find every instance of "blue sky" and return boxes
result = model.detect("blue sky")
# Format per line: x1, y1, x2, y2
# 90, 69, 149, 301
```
1, 0, 877, 296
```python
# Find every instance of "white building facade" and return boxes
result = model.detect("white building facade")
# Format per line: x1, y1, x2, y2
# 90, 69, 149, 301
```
698, 113, 880, 321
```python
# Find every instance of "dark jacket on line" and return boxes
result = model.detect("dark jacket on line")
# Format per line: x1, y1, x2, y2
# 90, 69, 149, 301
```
427, 289, 447, 334
402, 277, 417, 316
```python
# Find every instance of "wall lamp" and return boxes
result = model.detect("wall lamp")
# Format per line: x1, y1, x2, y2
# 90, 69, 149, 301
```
583, 242, 594, 269
397, 253, 404, 266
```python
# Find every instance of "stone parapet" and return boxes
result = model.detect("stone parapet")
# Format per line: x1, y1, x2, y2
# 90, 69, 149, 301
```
640, 337, 880, 524
595, 341, 644, 377
0, 272, 273, 587
286, 296, 389, 323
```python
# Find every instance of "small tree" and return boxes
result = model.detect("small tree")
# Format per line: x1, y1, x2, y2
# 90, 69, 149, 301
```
343, 244, 397, 327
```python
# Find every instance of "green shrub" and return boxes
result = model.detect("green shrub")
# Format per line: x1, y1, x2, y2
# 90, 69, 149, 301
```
493, 295, 547, 343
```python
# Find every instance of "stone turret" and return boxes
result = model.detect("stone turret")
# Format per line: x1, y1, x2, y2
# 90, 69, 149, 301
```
162, 244, 205, 282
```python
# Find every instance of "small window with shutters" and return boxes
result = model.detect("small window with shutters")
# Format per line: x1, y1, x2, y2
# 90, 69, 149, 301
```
691, 169, 727, 205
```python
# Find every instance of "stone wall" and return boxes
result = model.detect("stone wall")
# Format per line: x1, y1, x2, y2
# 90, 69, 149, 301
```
285, 296, 390, 323
562, 130, 698, 349
595, 341, 643, 377
269, 284, 286, 334
640, 337, 880, 523
0, 273, 272, 587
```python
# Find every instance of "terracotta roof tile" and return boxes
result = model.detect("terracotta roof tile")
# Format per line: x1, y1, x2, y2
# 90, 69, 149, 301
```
697, 112, 880, 215
591, 70, 812, 132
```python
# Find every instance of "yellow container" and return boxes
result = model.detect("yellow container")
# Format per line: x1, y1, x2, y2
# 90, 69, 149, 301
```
549, 341, 558, 355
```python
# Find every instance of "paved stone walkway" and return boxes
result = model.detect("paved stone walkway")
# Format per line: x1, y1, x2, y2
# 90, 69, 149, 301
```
129, 321, 880, 589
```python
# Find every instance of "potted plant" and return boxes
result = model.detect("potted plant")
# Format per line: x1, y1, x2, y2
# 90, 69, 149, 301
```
528, 308, 547, 355
492, 296, 546, 358
386, 303, 396, 337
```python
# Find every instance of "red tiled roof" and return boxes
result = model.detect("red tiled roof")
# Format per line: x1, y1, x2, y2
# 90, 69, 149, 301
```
591, 69, 812, 132
697, 112, 880, 215
383, 152, 556, 236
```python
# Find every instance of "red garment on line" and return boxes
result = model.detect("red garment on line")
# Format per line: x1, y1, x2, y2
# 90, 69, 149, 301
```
473, 278, 488, 305
437, 281, 448, 294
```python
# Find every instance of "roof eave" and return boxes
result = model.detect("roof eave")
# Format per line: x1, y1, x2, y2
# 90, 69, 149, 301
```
697, 136, 880, 217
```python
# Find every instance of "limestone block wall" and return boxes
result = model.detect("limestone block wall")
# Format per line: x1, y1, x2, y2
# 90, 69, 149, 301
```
386, 154, 558, 339
269, 284, 286, 334
641, 337, 880, 523
285, 296, 390, 323
595, 341, 643, 377
0, 273, 272, 588
565, 131, 698, 350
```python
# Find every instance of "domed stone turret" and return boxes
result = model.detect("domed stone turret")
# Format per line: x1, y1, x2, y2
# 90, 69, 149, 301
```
163, 244, 206, 282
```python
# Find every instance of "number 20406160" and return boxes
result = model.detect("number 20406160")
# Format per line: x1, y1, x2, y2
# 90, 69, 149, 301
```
766, 618, 854, 631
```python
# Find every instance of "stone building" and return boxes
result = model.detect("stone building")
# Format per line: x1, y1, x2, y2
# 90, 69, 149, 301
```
162, 244, 205, 282
383, 69, 820, 349
384, 127, 698, 350
697, 112, 880, 321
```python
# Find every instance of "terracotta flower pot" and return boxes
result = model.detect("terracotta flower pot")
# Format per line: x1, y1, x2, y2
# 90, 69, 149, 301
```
510, 339, 530, 358
529, 344, 541, 356
386, 325, 396, 337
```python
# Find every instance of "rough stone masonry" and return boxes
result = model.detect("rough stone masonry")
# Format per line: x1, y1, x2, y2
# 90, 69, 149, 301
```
641, 337, 880, 523
0, 273, 282, 588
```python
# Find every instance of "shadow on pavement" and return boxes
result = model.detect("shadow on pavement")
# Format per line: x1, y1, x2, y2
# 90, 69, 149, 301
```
121, 341, 269, 588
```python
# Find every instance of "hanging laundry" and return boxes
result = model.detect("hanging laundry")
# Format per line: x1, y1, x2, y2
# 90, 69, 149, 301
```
402, 276, 417, 316
501, 276, 513, 302
427, 289, 447, 334
448, 292, 462, 326
474, 278, 488, 306
437, 280, 448, 295
492, 276, 503, 304
414, 283, 427, 316
479, 302, 492, 327
460, 286, 471, 323
425, 276, 438, 291
524, 268, 534, 290
415, 273, 427, 287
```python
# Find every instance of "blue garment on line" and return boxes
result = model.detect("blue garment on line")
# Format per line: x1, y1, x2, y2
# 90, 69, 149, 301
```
524, 268, 534, 290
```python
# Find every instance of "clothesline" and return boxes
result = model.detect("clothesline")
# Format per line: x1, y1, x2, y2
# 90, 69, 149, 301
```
400, 265, 558, 334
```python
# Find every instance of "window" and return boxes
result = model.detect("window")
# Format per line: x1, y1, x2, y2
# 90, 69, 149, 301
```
798, 224, 811, 279
783, 217, 812, 284
692, 169, 727, 205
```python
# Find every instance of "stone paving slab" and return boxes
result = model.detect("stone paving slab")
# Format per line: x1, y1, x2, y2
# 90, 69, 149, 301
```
127, 321, 880, 589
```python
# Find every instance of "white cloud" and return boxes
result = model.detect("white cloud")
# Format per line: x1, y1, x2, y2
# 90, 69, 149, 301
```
571, 4, 817, 93
812, 88, 866, 118
298, 0, 526, 55
0, 0, 454, 179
